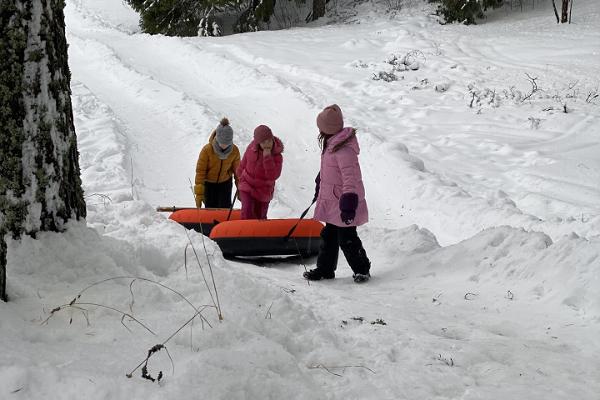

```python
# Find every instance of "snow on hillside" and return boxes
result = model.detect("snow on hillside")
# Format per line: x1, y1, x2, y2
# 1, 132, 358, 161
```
1, 0, 599, 399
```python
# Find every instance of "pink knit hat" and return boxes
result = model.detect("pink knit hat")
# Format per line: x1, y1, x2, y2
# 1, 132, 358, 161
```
254, 125, 273, 143
316, 104, 344, 135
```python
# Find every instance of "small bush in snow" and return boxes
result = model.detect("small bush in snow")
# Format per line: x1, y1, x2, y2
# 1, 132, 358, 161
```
349, 59, 371, 68
435, 82, 450, 92
467, 79, 599, 114
386, 50, 426, 71
372, 71, 399, 82
528, 116, 542, 129
586, 88, 599, 104
411, 78, 430, 90
467, 84, 501, 108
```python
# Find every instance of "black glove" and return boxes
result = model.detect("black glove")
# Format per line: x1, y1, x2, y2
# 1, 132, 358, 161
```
339, 192, 358, 225
312, 173, 320, 203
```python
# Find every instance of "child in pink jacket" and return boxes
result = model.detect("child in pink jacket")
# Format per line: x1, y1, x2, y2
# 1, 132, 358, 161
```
303, 104, 371, 283
237, 125, 284, 219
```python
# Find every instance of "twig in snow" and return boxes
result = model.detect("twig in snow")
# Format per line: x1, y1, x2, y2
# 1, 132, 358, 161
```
130, 156, 136, 200
84, 192, 112, 207
43, 275, 215, 364
436, 354, 454, 366
521, 73, 541, 102
566, 80, 579, 98
265, 302, 274, 319
430, 41, 443, 56
187, 180, 223, 321
585, 88, 599, 103
528, 116, 541, 129
42, 302, 156, 336
129, 279, 136, 314
68, 305, 90, 326
127, 309, 205, 379
289, 237, 310, 288
464, 292, 478, 300
183, 242, 191, 280
310, 364, 342, 377
183, 228, 223, 320
76, 276, 213, 327
371, 318, 387, 325
139, 344, 173, 383
308, 364, 376, 377
469, 92, 476, 108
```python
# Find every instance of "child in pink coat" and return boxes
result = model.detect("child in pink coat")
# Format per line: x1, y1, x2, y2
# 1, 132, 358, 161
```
303, 104, 371, 283
237, 125, 284, 219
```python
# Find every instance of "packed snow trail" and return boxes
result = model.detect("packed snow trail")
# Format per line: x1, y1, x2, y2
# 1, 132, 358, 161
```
65, 0, 600, 245
0, 1, 599, 399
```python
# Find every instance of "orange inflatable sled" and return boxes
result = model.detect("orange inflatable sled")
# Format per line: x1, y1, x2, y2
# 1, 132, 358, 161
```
169, 208, 241, 235
209, 219, 324, 257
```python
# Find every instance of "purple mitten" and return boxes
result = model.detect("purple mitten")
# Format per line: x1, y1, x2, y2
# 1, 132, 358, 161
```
339, 192, 358, 225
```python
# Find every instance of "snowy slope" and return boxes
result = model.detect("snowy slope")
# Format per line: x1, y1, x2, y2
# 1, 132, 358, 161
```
1, 0, 600, 399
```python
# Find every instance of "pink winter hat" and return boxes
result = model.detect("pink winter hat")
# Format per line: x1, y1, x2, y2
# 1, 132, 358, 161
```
317, 104, 344, 135
254, 125, 273, 143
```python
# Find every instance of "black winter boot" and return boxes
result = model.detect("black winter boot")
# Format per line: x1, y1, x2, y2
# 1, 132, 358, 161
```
303, 268, 335, 281
353, 273, 370, 283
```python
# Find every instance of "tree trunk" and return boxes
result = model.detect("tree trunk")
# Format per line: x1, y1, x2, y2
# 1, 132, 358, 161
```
0, 0, 87, 302
568, 0, 573, 23
0, 240, 6, 302
312, 0, 326, 21
561, 0, 570, 22
551, 0, 560, 22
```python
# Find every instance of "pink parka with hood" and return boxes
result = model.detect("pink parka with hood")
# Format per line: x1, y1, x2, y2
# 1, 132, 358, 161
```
313, 125, 369, 227
237, 135, 284, 202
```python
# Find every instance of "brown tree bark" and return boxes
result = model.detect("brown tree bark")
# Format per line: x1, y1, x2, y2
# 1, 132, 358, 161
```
551, 0, 560, 23
569, 0, 574, 23
0, 0, 86, 302
0, 241, 6, 302
561, 0, 570, 23
312, 0, 326, 21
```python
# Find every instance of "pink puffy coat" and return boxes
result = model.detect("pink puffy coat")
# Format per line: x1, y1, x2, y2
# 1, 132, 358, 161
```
237, 137, 284, 202
313, 128, 368, 227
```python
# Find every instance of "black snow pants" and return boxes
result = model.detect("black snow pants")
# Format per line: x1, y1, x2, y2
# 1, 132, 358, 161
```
204, 178, 233, 208
316, 223, 371, 275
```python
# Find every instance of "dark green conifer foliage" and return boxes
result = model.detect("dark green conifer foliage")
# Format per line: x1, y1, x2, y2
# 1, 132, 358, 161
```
435, 0, 504, 24
129, 0, 205, 36
126, 0, 282, 36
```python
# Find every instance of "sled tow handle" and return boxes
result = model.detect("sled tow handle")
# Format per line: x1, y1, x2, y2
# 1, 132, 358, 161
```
284, 199, 316, 241
156, 206, 191, 212
227, 189, 239, 221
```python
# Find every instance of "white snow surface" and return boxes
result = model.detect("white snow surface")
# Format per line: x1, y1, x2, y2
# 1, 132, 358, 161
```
2, 0, 600, 399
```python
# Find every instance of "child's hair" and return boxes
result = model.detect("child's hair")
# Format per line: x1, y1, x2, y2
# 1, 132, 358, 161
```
220, 117, 230, 126
318, 129, 357, 154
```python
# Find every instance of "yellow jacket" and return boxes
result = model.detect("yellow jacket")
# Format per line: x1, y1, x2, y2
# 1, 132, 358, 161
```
194, 131, 240, 206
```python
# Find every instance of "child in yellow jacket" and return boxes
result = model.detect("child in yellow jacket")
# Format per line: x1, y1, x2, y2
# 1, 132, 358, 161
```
194, 118, 240, 208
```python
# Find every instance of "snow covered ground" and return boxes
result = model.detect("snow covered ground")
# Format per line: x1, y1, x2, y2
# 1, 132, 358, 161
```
1, 0, 599, 399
